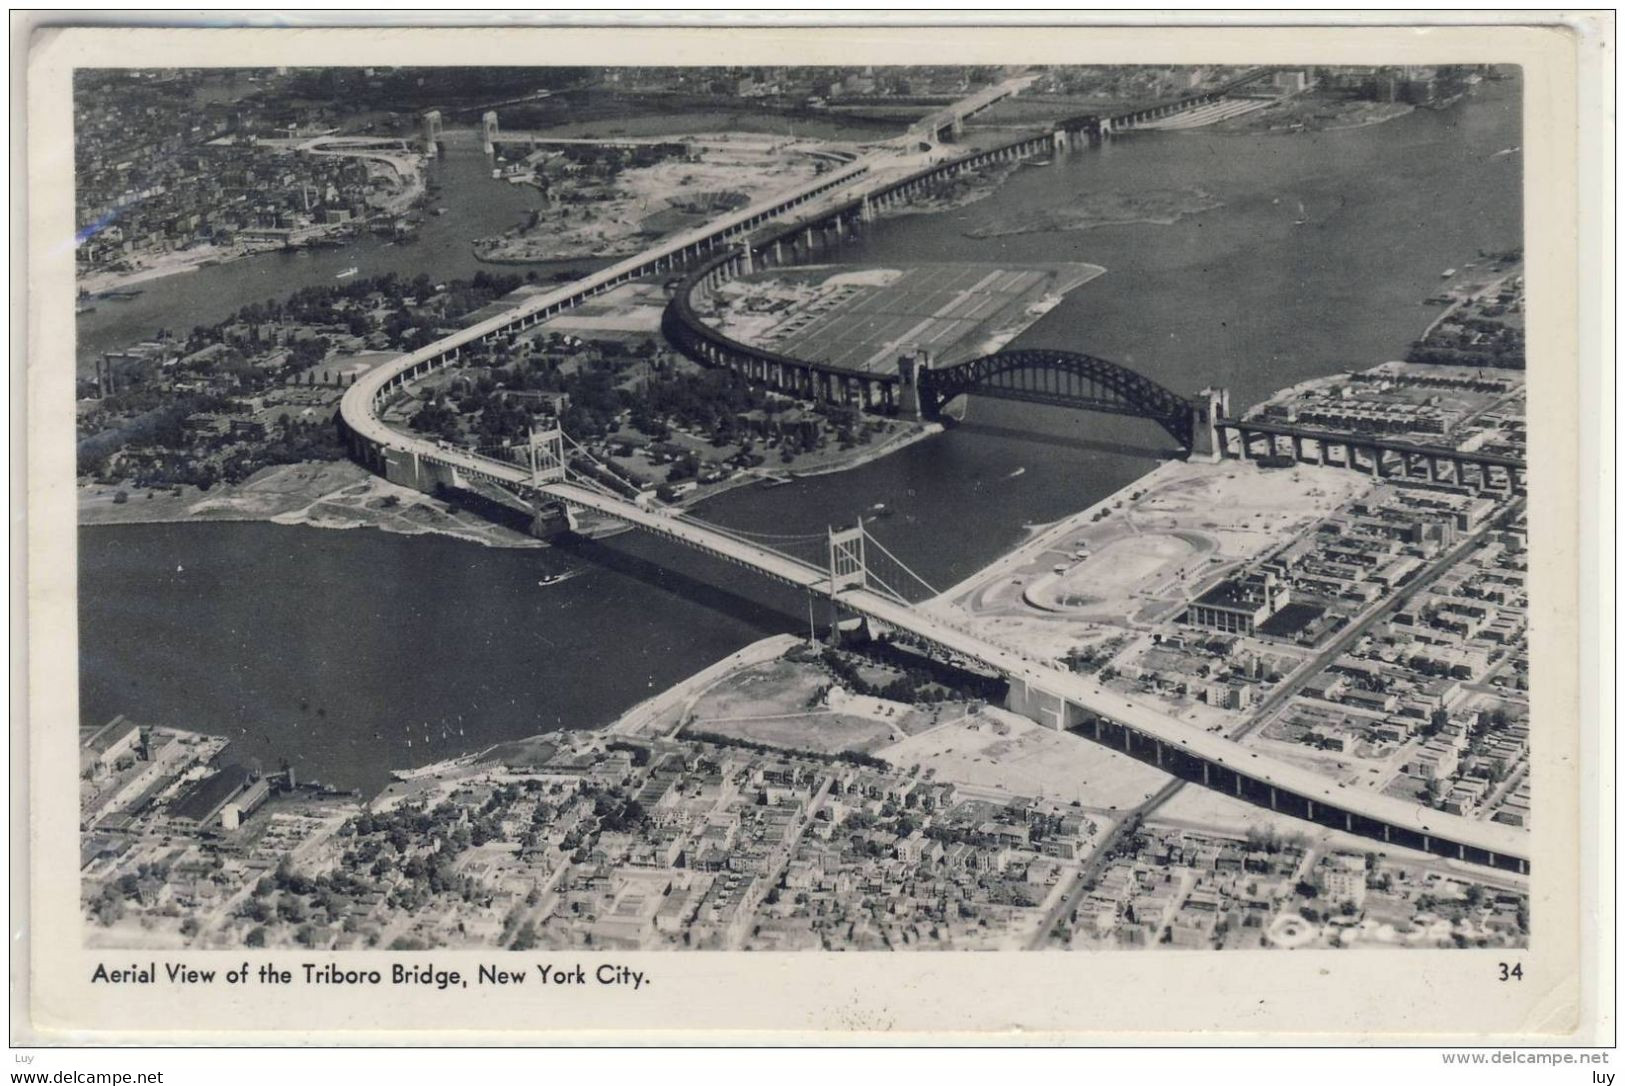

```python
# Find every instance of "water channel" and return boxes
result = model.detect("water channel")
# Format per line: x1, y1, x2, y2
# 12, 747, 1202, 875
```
78, 83, 1522, 793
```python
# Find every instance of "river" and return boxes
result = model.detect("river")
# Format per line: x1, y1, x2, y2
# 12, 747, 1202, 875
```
74, 102, 894, 369
78, 82, 1522, 794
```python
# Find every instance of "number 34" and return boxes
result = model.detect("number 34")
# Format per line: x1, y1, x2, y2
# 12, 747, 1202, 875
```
1499, 962, 1524, 981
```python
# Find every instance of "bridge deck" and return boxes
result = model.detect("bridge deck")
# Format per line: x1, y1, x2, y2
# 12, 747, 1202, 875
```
540, 482, 830, 591
843, 591, 1529, 862
341, 155, 876, 452
380, 440, 1528, 866
335, 72, 1525, 868
1222, 418, 1527, 469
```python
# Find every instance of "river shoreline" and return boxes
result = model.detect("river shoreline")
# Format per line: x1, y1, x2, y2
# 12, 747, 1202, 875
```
77, 419, 947, 546
78, 77, 1523, 797
458, 448, 1194, 778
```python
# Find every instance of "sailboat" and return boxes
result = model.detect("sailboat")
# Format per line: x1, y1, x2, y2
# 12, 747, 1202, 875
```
1293, 200, 1308, 226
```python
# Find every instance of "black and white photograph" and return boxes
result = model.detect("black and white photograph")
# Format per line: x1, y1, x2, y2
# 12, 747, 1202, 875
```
16, 17, 1608, 1049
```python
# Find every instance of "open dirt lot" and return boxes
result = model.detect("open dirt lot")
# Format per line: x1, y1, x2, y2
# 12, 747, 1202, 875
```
478, 138, 825, 261
877, 707, 1171, 810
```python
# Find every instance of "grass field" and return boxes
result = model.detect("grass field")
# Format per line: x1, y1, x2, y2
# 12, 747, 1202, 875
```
686, 658, 932, 754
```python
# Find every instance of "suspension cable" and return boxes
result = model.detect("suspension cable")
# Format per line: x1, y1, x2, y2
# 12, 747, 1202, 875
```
863, 529, 941, 599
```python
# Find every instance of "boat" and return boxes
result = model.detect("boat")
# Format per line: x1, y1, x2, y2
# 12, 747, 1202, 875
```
334, 266, 359, 279
537, 570, 582, 588
1441, 268, 1457, 278
434, 207, 449, 216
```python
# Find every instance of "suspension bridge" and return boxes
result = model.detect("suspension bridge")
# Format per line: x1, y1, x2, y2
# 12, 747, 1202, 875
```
366, 423, 1528, 874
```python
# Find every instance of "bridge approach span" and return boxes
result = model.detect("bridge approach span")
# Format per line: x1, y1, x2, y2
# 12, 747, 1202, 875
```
335, 428, 1529, 872
842, 592, 1528, 872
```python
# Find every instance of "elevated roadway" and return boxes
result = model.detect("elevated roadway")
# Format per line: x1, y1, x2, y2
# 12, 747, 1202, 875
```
911, 74, 1039, 142
336, 77, 1528, 874
340, 153, 883, 456
848, 592, 1527, 871
338, 423, 1532, 873
1223, 417, 1527, 471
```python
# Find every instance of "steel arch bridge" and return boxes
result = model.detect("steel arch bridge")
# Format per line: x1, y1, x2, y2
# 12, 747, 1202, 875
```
917, 348, 1196, 448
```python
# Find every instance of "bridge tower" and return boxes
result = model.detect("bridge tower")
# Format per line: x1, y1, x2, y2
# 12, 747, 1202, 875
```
420, 110, 443, 157
1186, 386, 1230, 463
736, 240, 754, 276
482, 111, 499, 155
524, 425, 567, 486
824, 523, 870, 643
1052, 126, 1072, 153
896, 348, 935, 420
827, 524, 868, 594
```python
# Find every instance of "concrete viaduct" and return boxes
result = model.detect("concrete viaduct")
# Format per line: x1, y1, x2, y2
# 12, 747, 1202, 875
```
336, 408, 1532, 875
1054, 66, 1278, 146
1218, 418, 1527, 493
339, 81, 1529, 872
